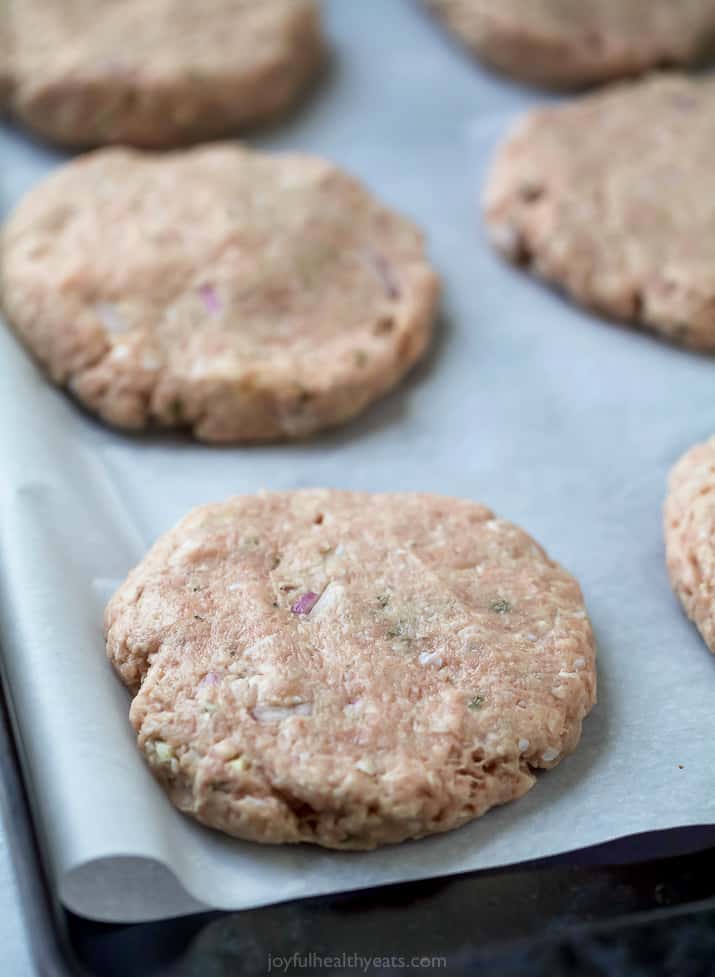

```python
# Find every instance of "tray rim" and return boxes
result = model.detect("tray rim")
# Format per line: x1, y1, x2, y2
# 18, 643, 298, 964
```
0, 665, 81, 977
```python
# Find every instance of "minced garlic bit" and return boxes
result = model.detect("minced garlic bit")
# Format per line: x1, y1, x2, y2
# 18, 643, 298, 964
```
228, 756, 250, 774
95, 301, 128, 334
418, 650, 443, 668
154, 741, 174, 763
253, 702, 313, 723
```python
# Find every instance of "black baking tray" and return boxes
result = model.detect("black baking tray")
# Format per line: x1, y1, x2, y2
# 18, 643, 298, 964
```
2, 678, 715, 977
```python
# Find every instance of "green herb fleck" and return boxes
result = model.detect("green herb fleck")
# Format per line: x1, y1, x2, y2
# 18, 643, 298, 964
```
243, 535, 260, 546
353, 350, 369, 368
169, 397, 184, 420
194, 614, 206, 622
377, 594, 390, 609
489, 598, 512, 614
387, 620, 409, 640
468, 695, 485, 711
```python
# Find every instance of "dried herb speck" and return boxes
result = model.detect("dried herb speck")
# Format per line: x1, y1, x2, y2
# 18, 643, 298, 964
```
468, 696, 485, 711
298, 389, 314, 407
387, 620, 410, 640
490, 598, 512, 614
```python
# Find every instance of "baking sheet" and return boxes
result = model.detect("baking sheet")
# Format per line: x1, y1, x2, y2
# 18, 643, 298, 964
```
1, 0, 715, 925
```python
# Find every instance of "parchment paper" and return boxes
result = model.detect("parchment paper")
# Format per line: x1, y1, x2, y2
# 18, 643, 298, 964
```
1, 0, 715, 924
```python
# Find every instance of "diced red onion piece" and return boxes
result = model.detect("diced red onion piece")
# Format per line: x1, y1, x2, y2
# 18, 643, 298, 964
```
199, 672, 221, 688
199, 284, 222, 316
370, 253, 401, 300
291, 591, 319, 615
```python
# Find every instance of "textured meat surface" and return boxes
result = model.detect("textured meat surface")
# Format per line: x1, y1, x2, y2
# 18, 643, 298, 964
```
106, 490, 597, 849
423, 0, 715, 88
484, 75, 715, 350
665, 437, 715, 654
5, 0, 324, 147
1, 144, 439, 442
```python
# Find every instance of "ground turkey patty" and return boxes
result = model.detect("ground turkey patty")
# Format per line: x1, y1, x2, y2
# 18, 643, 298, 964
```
4, 0, 324, 148
105, 491, 597, 849
422, 0, 715, 89
484, 74, 715, 351
1, 144, 439, 442
665, 436, 715, 654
